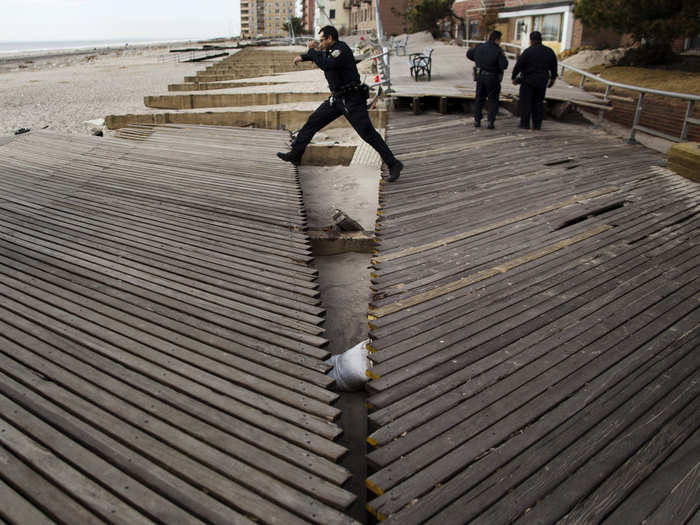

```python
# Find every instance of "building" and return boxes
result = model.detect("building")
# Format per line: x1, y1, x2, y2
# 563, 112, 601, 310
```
240, 0, 297, 38
240, 0, 253, 37
453, 0, 626, 54
303, 0, 315, 32
350, 0, 409, 36
314, 0, 352, 34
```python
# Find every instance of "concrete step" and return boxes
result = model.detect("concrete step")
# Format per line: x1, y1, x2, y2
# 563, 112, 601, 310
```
144, 92, 329, 110
105, 109, 387, 131
168, 81, 284, 92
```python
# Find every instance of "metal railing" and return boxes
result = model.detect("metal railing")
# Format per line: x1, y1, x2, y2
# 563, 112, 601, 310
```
560, 62, 700, 143
370, 49, 392, 94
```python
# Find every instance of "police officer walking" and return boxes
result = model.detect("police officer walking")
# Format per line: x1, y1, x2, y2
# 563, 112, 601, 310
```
512, 31, 558, 130
277, 25, 403, 182
466, 30, 508, 129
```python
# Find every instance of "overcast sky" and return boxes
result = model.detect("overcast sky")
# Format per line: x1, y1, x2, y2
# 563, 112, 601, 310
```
1, 0, 242, 42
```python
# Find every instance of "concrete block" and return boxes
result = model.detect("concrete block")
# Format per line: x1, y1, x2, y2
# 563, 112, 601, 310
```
308, 229, 375, 256
144, 92, 328, 110
667, 142, 700, 182
303, 145, 357, 166
105, 109, 387, 131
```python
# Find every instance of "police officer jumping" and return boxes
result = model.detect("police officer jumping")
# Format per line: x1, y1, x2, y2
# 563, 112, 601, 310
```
466, 30, 508, 129
512, 31, 558, 130
277, 25, 403, 182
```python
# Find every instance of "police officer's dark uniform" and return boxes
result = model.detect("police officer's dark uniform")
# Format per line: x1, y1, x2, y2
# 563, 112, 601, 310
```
512, 31, 558, 130
466, 32, 508, 129
277, 29, 403, 181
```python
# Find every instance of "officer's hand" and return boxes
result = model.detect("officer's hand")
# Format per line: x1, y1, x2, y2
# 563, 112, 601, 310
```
293, 55, 302, 65
307, 40, 318, 49
548, 78, 556, 88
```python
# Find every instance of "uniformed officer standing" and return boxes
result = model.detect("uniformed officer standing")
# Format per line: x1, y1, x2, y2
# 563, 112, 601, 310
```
466, 30, 508, 129
512, 31, 558, 130
277, 25, 403, 182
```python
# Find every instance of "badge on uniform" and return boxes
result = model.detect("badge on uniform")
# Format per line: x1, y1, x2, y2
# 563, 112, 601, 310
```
331, 49, 341, 58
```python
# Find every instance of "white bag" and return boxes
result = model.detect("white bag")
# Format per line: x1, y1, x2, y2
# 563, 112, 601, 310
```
326, 339, 371, 392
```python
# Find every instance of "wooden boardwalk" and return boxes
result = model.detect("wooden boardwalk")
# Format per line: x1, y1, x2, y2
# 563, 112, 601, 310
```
0, 126, 357, 524
366, 112, 700, 522
389, 46, 607, 112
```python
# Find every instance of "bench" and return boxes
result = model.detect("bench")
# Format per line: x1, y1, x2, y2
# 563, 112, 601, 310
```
409, 47, 433, 81
392, 35, 408, 56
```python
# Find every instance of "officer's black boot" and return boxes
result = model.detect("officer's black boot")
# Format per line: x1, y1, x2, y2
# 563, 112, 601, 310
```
385, 160, 403, 182
276, 150, 302, 165
474, 120, 481, 128
487, 121, 495, 129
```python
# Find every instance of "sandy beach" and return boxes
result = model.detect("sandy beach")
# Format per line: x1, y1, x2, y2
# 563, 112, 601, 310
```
0, 42, 224, 136
0, 34, 439, 139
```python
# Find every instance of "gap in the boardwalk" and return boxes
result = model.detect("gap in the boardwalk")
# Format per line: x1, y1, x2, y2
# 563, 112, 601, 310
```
300, 162, 381, 524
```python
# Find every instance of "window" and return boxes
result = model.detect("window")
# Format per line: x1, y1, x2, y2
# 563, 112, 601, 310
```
329, 8, 335, 18
686, 33, 700, 50
469, 19, 479, 39
533, 13, 562, 41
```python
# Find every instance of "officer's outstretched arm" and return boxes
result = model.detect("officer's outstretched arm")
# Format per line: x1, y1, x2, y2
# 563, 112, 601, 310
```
305, 47, 352, 71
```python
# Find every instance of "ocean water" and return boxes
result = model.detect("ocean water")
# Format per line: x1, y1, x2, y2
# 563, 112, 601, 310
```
0, 38, 194, 55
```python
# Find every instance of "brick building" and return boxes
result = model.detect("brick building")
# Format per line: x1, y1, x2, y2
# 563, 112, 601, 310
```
453, 0, 626, 54
350, 0, 409, 36
303, 0, 315, 32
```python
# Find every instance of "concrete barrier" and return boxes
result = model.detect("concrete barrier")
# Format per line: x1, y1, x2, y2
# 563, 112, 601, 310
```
304, 145, 357, 166
168, 81, 283, 92
667, 142, 700, 182
105, 109, 387, 131
144, 92, 329, 110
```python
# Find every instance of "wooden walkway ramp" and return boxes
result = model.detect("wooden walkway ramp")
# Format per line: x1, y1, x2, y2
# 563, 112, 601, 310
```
0, 126, 357, 524
366, 113, 700, 522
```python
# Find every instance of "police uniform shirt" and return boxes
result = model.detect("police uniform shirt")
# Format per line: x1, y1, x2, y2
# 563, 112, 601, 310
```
301, 41, 360, 92
512, 43, 558, 83
466, 41, 508, 73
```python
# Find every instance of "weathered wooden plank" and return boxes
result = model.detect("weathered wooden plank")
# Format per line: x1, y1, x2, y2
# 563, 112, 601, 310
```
0, 358, 345, 525
367, 244, 699, 445
375, 330, 700, 523
0, 249, 330, 396
367, 272, 700, 499
476, 355, 700, 525
0, 476, 56, 525
0, 231, 328, 354
603, 428, 700, 523
366, 219, 699, 420
367, 112, 700, 524
640, 458, 700, 525
558, 427, 700, 524
1, 444, 103, 524
0, 412, 158, 525
368, 228, 700, 392
0, 286, 340, 439
368, 195, 698, 338
0, 372, 255, 525
0, 312, 346, 483
0, 339, 356, 515
0, 402, 204, 525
